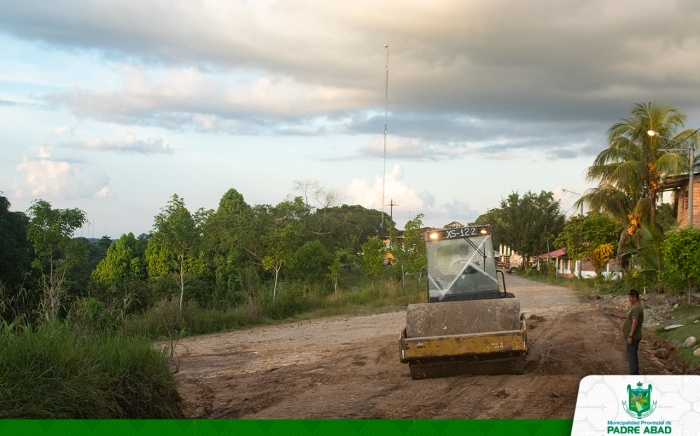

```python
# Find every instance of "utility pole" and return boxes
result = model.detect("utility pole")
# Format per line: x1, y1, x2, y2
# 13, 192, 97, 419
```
387, 199, 398, 220
381, 44, 389, 234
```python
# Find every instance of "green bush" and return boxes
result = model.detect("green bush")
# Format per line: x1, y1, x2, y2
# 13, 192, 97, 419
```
661, 227, 700, 294
0, 322, 182, 418
290, 241, 333, 282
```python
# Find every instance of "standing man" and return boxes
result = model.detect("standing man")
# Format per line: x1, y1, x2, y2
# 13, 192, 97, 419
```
610, 289, 644, 375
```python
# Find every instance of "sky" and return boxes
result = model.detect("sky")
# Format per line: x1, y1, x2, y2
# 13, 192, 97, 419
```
3, 0, 700, 238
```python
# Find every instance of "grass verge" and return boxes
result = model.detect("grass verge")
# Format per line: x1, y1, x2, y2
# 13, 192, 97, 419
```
124, 278, 427, 340
654, 304, 700, 366
0, 322, 182, 418
517, 272, 627, 296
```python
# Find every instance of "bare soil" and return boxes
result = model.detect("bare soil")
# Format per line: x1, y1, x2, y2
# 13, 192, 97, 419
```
170, 276, 688, 419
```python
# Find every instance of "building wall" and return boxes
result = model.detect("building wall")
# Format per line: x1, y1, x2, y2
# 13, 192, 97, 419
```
675, 177, 700, 227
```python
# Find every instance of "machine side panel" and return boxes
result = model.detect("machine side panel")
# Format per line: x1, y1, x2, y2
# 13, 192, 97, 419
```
400, 323, 527, 361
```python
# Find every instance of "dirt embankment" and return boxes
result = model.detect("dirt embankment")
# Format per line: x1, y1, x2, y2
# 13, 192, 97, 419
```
170, 276, 687, 419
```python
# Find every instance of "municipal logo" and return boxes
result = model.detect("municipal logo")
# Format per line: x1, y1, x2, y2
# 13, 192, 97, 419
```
623, 382, 657, 419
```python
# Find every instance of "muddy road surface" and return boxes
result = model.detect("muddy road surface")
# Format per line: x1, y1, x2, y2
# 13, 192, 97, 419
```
172, 276, 683, 419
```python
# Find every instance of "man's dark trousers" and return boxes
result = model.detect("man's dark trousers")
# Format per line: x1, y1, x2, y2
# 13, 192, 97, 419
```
627, 338, 641, 375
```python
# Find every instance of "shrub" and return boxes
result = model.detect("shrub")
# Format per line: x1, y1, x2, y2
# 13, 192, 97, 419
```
289, 241, 333, 282
0, 322, 182, 418
661, 227, 700, 293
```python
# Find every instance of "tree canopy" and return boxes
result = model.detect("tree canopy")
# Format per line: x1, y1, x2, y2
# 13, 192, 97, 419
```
475, 191, 565, 264
554, 213, 623, 260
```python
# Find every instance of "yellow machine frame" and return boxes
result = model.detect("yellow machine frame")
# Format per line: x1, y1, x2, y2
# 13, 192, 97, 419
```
399, 320, 527, 364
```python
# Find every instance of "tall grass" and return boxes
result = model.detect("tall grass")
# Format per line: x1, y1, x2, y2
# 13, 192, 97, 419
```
125, 277, 428, 340
0, 322, 182, 418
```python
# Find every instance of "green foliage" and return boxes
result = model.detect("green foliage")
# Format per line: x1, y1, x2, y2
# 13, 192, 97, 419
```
656, 203, 677, 233
554, 213, 623, 259
388, 214, 426, 285
0, 323, 182, 418
262, 223, 298, 301
327, 253, 343, 295
217, 188, 250, 216
93, 233, 146, 288
361, 237, 386, 279
26, 199, 88, 320
148, 194, 208, 314
0, 195, 36, 321
661, 227, 700, 292
475, 191, 565, 263
290, 240, 333, 282
626, 223, 666, 291
313, 204, 392, 254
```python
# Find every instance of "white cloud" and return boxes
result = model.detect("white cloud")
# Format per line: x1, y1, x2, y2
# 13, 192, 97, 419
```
15, 146, 110, 200
47, 66, 372, 131
65, 132, 173, 154
439, 199, 480, 225
345, 164, 426, 212
345, 165, 484, 228
52, 125, 71, 135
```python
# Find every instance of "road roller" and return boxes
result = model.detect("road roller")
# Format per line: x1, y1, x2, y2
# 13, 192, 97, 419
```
398, 225, 528, 379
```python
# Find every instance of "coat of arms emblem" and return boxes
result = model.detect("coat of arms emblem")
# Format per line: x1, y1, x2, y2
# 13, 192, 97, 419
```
623, 382, 656, 419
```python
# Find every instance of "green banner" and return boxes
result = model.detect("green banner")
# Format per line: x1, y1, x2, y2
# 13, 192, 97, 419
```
0, 420, 572, 436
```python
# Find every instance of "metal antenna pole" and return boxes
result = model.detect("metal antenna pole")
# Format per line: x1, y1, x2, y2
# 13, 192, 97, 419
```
690, 142, 695, 227
381, 45, 389, 233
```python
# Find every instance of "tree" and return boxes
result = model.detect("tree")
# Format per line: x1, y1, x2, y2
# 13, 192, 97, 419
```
581, 102, 698, 245
26, 200, 87, 320
0, 194, 35, 320
327, 253, 342, 296
147, 194, 207, 314
403, 214, 427, 281
313, 204, 393, 254
93, 232, 147, 288
475, 191, 565, 266
261, 224, 297, 302
202, 189, 255, 306
388, 214, 426, 285
260, 197, 309, 301
589, 243, 615, 279
554, 213, 623, 261
289, 241, 333, 283
361, 237, 386, 279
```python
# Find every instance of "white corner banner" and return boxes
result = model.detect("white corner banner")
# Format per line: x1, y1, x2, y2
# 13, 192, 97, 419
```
572, 375, 700, 436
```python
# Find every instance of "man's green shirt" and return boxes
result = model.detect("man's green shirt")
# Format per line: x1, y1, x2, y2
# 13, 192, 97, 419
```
623, 303, 644, 341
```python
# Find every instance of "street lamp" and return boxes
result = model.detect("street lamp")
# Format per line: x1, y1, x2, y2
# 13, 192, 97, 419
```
561, 188, 584, 215
647, 128, 699, 227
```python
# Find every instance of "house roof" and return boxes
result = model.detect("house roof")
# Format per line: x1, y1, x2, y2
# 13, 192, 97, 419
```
660, 171, 700, 191
537, 247, 567, 258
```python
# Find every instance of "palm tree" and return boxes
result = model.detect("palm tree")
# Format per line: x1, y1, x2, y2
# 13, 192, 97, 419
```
579, 102, 698, 250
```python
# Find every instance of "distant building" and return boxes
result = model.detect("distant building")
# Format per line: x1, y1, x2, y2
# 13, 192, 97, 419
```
443, 221, 464, 229
537, 247, 621, 279
660, 170, 700, 227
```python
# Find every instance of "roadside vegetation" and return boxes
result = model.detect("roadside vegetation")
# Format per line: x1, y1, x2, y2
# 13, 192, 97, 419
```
0, 181, 429, 417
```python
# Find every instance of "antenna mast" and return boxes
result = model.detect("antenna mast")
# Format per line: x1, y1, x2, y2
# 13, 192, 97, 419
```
381, 45, 389, 233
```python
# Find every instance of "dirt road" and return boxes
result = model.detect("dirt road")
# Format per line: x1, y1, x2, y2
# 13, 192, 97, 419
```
172, 276, 682, 419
